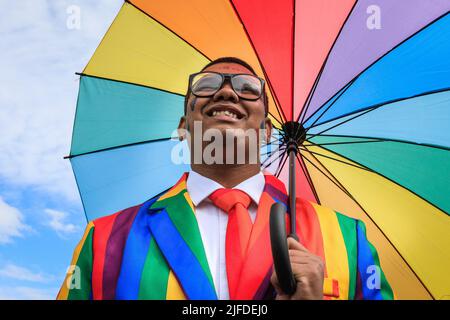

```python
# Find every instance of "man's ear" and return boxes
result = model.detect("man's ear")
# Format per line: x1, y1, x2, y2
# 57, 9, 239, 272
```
177, 116, 188, 141
264, 117, 273, 143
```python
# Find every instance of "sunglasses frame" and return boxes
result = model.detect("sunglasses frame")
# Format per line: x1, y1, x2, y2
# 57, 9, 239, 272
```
188, 71, 265, 101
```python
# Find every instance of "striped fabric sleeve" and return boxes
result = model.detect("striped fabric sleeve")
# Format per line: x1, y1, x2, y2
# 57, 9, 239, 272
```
56, 222, 94, 300
354, 220, 394, 300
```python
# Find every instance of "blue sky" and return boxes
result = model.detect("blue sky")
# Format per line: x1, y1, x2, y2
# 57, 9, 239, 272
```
0, 0, 123, 299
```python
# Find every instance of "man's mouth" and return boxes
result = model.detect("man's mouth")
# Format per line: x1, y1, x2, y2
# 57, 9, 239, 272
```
205, 104, 246, 122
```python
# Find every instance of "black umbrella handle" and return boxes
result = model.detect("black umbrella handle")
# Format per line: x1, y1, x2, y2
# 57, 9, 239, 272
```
270, 202, 297, 296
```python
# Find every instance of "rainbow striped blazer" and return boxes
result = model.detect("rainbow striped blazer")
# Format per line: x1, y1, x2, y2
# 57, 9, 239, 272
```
57, 172, 393, 300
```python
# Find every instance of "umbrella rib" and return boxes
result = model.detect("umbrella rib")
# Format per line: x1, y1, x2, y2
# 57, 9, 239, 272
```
268, 113, 284, 128
228, 0, 288, 123
272, 124, 283, 132
296, 153, 321, 204
261, 135, 284, 147
71, 166, 90, 223
308, 133, 450, 152
125, 0, 210, 61
260, 144, 286, 157
300, 146, 371, 173
127, 0, 286, 127
262, 145, 285, 169
299, 150, 354, 200
84, 2, 287, 127
275, 152, 289, 178
304, 140, 450, 217
301, 11, 450, 126
76, 72, 185, 97
306, 92, 425, 142
300, 148, 436, 299
303, 139, 385, 147
296, 0, 358, 125
297, 56, 326, 126
76, 72, 292, 130
267, 80, 287, 124
291, 0, 296, 121
306, 86, 450, 134
261, 143, 286, 155
66, 136, 172, 159
302, 78, 355, 132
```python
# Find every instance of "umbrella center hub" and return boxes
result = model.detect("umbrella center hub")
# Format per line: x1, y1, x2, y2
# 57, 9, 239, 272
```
281, 121, 306, 154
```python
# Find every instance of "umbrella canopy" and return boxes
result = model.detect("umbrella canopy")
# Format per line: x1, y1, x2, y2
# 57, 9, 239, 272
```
68, 0, 450, 300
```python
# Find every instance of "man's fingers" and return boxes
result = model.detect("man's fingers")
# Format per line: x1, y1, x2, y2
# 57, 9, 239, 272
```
287, 237, 308, 252
270, 270, 289, 297
289, 250, 324, 263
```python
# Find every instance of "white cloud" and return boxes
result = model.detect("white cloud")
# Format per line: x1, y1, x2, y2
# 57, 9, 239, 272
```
0, 0, 123, 203
44, 208, 80, 238
0, 263, 52, 283
0, 197, 31, 244
0, 286, 58, 300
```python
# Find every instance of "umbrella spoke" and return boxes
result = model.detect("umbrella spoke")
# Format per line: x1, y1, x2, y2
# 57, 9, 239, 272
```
300, 148, 436, 299
262, 147, 284, 169
306, 87, 450, 137
303, 139, 450, 217
296, 1, 358, 125
77, 72, 184, 97
303, 138, 384, 148
127, 0, 210, 61
299, 151, 353, 200
268, 111, 284, 128
306, 133, 450, 152
67, 136, 173, 159
302, 78, 355, 133
300, 145, 372, 173
260, 144, 286, 157
297, 60, 326, 125
301, 10, 450, 127
275, 152, 288, 178
296, 153, 320, 204
229, 0, 287, 123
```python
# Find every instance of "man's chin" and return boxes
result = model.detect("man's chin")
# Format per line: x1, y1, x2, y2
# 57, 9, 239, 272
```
203, 122, 246, 133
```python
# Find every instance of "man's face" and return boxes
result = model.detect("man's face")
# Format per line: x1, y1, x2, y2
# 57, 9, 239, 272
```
179, 62, 272, 165
180, 62, 271, 141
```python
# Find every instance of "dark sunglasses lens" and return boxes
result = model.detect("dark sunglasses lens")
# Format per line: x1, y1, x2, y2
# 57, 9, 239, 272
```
232, 75, 262, 100
191, 73, 222, 96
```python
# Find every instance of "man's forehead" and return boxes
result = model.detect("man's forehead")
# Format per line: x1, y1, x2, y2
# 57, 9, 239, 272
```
202, 62, 254, 75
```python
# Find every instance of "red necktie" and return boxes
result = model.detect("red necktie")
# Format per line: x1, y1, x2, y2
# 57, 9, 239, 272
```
208, 188, 252, 300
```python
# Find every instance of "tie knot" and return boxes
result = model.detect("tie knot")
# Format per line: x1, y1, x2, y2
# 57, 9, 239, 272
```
208, 188, 252, 212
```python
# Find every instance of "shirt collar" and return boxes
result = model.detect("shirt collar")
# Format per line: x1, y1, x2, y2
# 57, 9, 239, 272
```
186, 170, 265, 206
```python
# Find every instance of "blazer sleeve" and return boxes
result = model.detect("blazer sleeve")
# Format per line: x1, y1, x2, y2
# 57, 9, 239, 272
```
354, 219, 394, 300
56, 222, 94, 300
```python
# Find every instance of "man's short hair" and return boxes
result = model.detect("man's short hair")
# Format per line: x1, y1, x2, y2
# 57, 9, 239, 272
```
184, 57, 268, 116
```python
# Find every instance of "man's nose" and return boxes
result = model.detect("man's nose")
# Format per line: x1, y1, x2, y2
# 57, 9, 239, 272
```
212, 81, 239, 103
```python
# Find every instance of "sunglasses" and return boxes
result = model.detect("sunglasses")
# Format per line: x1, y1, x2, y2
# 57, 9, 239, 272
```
189, 71, 265, 101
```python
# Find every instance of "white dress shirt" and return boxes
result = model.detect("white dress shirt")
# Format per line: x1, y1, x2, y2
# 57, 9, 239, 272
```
186, 170, 265, 300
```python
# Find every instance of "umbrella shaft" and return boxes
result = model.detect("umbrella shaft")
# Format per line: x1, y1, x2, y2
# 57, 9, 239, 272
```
289, 150, 297, 237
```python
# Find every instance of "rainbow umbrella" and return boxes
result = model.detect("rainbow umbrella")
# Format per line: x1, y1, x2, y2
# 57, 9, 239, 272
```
67, 0, 450, 299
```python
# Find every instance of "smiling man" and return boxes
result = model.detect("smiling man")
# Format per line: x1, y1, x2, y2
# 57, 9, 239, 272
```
57, 57, 394, 300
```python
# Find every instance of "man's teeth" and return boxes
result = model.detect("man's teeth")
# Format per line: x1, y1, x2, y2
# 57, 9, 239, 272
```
212, 110, 238, 119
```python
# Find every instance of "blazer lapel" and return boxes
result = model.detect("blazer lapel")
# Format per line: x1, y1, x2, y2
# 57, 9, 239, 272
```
235, 172, 289, 300
147, 174, 217, 300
